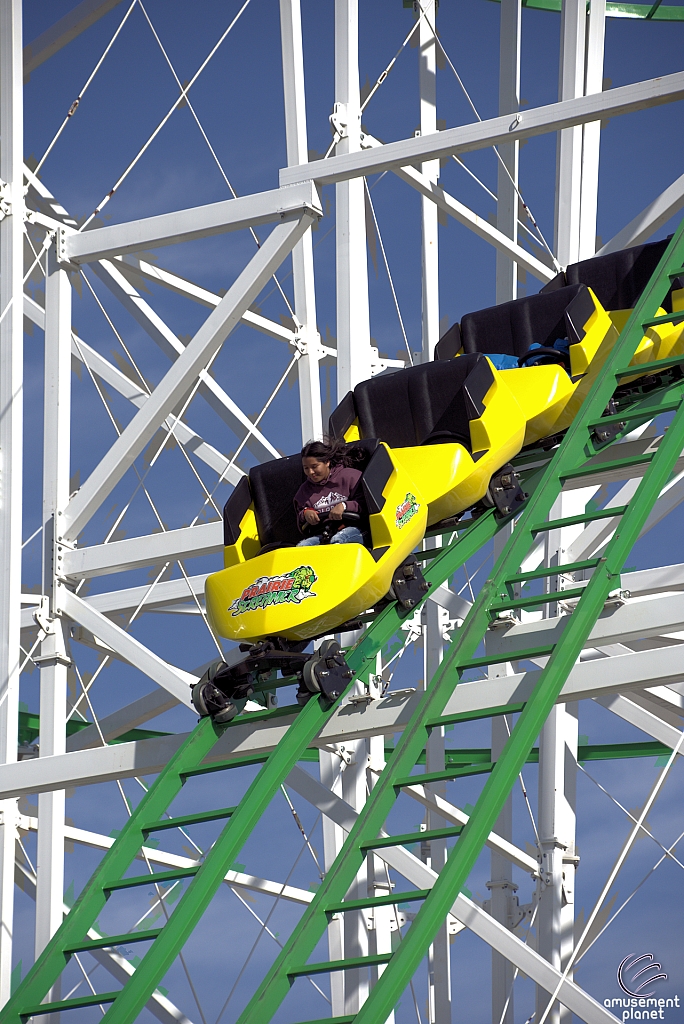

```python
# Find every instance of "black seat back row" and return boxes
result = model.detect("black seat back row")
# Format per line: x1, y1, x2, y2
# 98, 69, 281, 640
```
329, 352, 495, 451
544, 235, 675, 311
435, 236, 677, 362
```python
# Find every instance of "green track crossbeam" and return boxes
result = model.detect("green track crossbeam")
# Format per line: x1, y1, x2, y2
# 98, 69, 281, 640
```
233, 220, 684, 1024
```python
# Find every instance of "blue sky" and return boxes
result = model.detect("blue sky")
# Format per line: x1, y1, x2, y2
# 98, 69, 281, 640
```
13, 1, 684, 1021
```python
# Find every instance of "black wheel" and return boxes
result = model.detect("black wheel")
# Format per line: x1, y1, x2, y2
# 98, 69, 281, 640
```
302, 656, 322, 694
191, 679, 236, 722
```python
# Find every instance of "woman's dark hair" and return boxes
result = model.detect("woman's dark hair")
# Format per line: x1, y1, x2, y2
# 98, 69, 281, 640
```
301, 435, 364, 467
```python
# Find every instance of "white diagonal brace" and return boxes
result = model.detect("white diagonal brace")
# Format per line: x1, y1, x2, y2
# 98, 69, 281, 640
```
286, 765, 537, 874
381, 150, 554, 283
114, 256, 296, 343
62, 212, 315, 541
85, 574, 208, 616
286, 768, 617, 1024
18, 821, 313, 906
280, 71, 684, 187
64, 182, 322, 262
452, 896, 618, 1024
62, 522, 223, 579
598, 171, 684, 254
21, 292, 246, 486
67, 688, 180, 751
428, 582, 472, 621
91, 258, 279, 461
59, 589, 196, 704
401, 784, 539, 875
594, 692, 684, 752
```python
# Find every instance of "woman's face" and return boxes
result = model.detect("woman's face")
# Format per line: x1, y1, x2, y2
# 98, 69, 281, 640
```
303, 457, 331, 483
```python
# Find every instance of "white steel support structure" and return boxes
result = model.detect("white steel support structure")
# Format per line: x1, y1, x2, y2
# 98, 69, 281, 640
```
535, 493, 583, 1024
555, 0, 586, 267
496, 0, 522, 303
487, 526, 517, 1024
2, 4, 684, 1021
0, 0, 23, 1001
334, 0, 371, 394
420, 540, 451, 1024
34, 247, 71, 960
419, 0, 440, 360
578, 0, 607, 259
280, 0, 323, 442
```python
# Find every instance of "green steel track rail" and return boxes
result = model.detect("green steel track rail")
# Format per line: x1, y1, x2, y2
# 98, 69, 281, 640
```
6, 223, 684, 1022
1, 465, 517, 1022
232, 222, 684, 1024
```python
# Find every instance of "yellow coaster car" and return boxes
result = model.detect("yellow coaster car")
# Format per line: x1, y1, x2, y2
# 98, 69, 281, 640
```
204, 237, 683, 664
206, 439, 428, 645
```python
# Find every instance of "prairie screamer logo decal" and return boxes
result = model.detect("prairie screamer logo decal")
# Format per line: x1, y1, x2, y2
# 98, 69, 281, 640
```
395, 492, 420, 529
230, 565, 317, 616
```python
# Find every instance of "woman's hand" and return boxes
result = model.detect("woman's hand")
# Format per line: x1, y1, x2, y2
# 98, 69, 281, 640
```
303, 508, 320, 525
329, 503, 346, 520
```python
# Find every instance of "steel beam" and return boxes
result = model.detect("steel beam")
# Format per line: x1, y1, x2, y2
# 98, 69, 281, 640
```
419, 0, 440, 364
35, 246, 71, 962
62, 523, 222, 579
59, 590, 196, 704
84, 574, 208, 617
280, 0, 323, 441
0, 0, 23, 1001
5, 641, 684, 799
61, 213, 315, 542
334, 0, 371, 393
595, 691, 684, 752
114, 256, 297, 344
555, 0, 586, 266
599, 171, 684, 254
90, 258, 280, 463
386, 155, 555, 283
496, 0, 522, 303
63, 182, 322, 263
578, 0, 606, 259
66, 689, 180, 752
280, 71, 684, 187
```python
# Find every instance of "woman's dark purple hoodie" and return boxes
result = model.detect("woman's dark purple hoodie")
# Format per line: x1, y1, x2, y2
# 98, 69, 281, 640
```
293, 465, 363, 533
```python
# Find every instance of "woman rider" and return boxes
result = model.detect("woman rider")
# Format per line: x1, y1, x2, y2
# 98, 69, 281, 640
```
294, 437, 365, 546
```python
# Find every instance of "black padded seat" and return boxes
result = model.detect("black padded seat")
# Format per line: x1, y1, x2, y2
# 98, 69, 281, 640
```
249, 453, 307, 549
354, 371, 414, 449
461, 283, 586, 359
351, 354, 492, 449
406, 355, 489, 447
567, 237, 671, 311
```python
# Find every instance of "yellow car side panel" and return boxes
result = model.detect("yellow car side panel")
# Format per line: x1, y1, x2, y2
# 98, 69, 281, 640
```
206, 444, 426, 642
343, 422, 361, 443
496, 365, 574, 446
567, 293, 614, 378
223, 507, 260, 569
389, 365, 526, 524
